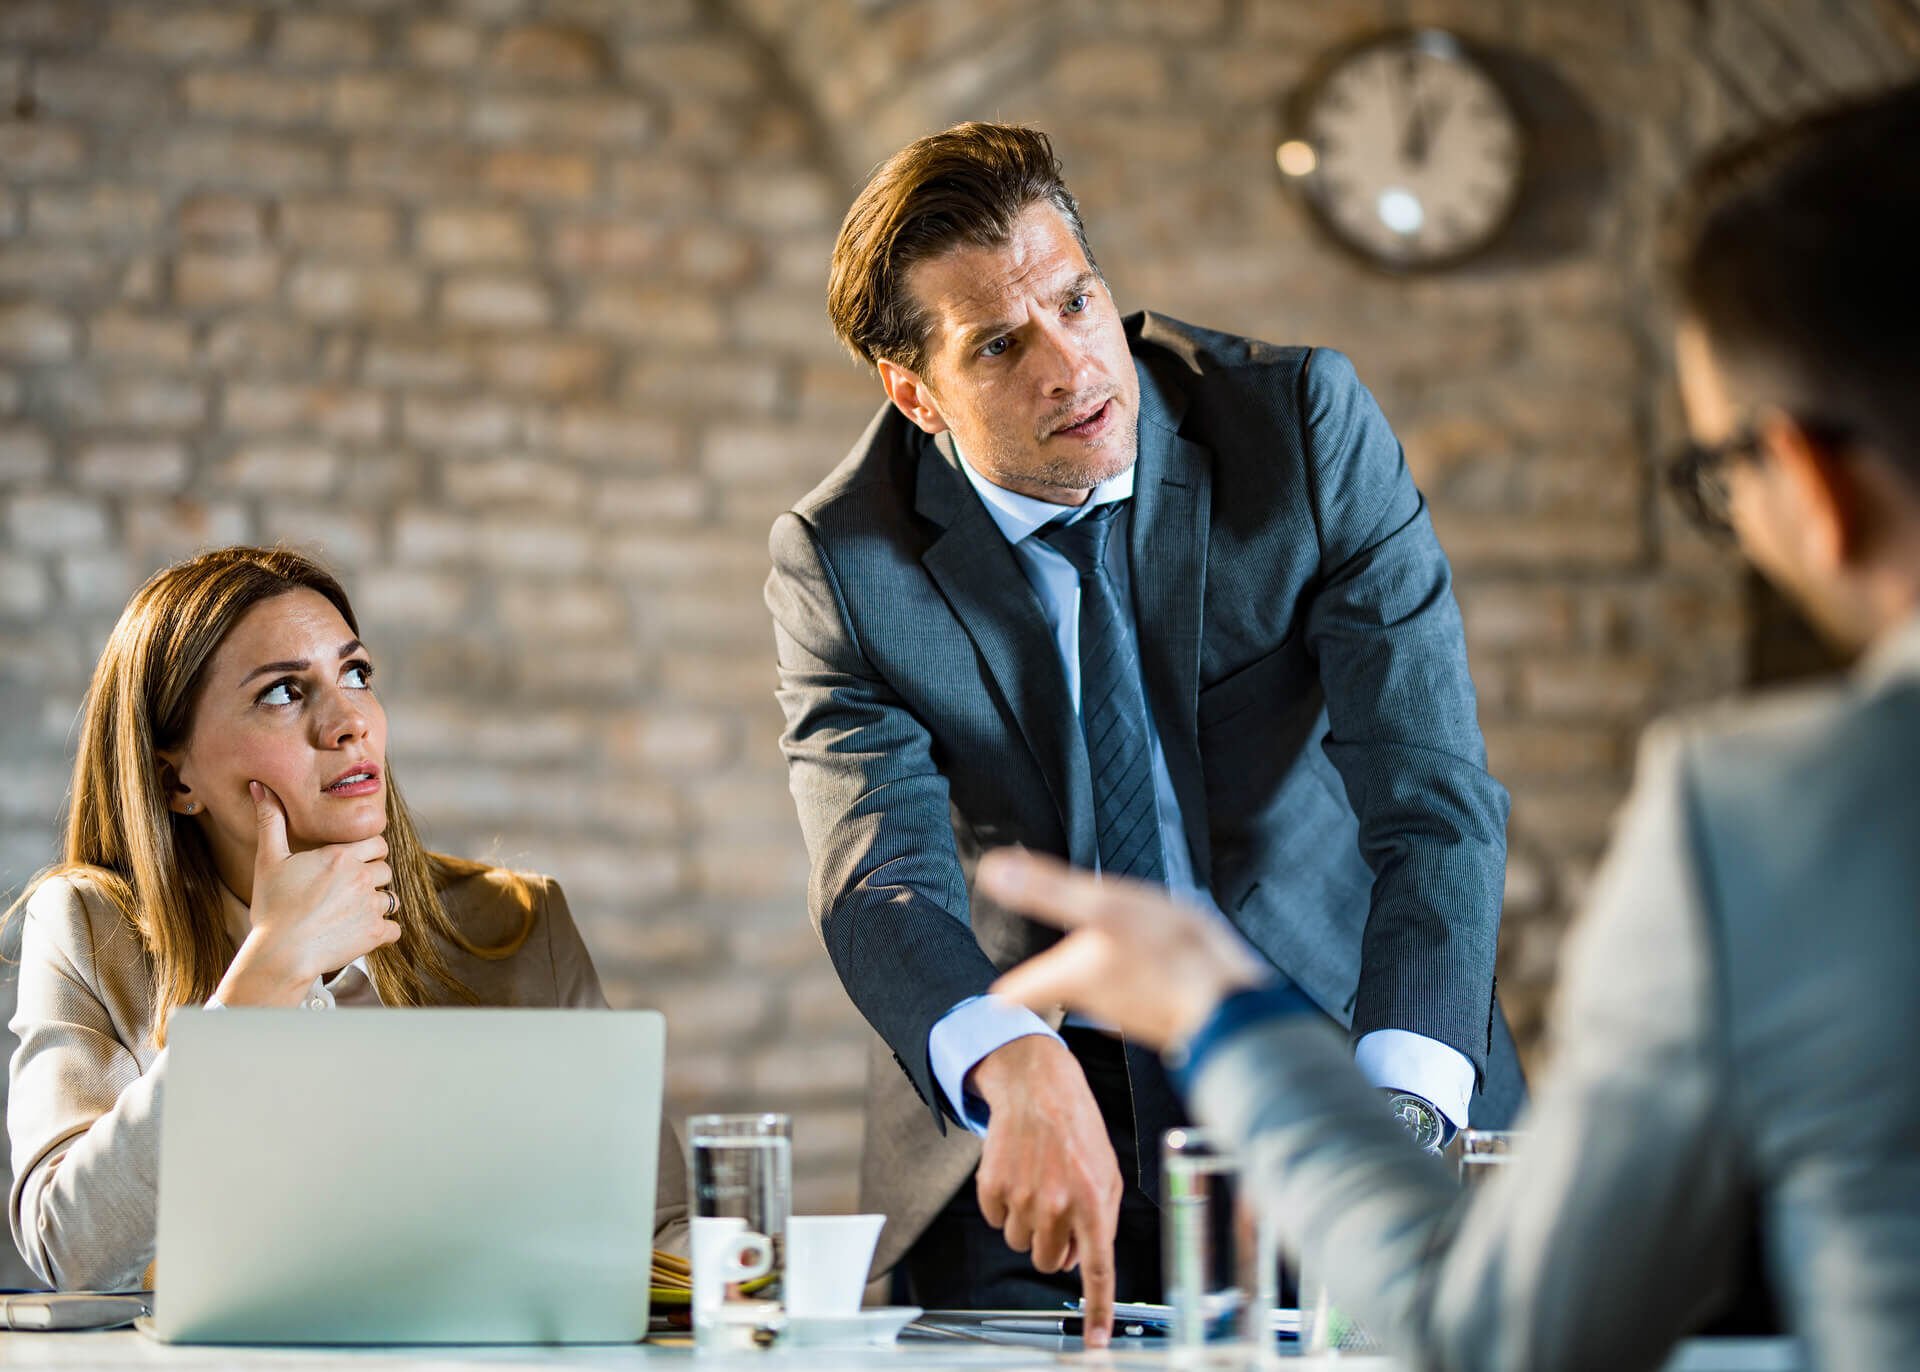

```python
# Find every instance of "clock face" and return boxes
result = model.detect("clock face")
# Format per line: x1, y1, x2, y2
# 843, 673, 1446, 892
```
1281, 31, 1524, 269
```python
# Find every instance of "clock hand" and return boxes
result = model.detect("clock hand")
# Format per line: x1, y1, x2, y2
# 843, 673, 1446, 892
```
1395, 52, 1424, 165
1409, 89, 1452, 166
1412, 96, 1452, 165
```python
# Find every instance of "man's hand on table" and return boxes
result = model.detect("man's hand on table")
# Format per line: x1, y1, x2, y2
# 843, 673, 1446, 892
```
966, 1034, 1122, 1349
982, 849, 1270, 1050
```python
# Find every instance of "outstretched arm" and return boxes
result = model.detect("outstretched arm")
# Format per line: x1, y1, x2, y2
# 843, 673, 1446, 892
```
985, 723, 1740, 1370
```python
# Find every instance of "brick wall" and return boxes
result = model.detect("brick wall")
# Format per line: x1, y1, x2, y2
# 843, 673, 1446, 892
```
1, 0, 1915, 1285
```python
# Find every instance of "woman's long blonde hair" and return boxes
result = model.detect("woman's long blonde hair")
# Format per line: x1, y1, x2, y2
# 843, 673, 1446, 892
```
9, 546, 533, 1044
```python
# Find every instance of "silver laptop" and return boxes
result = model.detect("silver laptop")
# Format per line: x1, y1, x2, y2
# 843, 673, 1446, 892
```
152, 1008, 664, 1345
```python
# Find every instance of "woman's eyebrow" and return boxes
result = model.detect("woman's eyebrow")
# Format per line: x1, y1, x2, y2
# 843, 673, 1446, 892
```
238, 640, 364, 687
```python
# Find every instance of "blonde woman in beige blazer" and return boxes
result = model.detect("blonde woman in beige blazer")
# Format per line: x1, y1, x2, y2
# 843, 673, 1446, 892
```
6, 547, 688, 1292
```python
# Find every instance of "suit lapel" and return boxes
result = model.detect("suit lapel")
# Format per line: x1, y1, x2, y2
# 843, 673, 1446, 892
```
1128, 356, 1214, 888
917, 433, 1096, 868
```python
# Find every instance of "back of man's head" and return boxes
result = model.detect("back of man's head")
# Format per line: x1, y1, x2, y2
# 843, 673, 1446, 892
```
1670, 81, 1920, 483
827, 122, 1093, 374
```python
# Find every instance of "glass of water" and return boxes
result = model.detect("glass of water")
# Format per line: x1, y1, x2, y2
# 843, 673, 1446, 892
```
1161, 1127, 1245, 1350
1296, 1247, 1380, 1357
1459, 1129, 1519, 1191
687, 1113, 791, 1350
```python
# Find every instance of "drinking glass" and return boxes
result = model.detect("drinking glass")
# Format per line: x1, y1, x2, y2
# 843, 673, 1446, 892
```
687, 1113, 790, 1350
1161, 1127, 1245, 1351
1459, 1129, 1519, 1192
1296, 1246, 1379, 1356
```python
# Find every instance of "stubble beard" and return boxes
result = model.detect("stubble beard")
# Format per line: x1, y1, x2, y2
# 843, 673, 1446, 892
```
973, 419, 1138, 501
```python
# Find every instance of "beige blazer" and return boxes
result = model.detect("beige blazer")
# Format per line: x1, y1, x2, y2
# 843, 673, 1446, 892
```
7, 867, 689, 1292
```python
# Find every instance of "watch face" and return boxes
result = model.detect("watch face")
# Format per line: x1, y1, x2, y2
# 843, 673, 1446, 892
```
1280, 30, 1524, 270
1388, 1093, 1446, 1152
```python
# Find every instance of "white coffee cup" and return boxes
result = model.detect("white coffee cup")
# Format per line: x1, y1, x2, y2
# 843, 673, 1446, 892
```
783, 1214, 885, 1318
690, 1215, 774, 1328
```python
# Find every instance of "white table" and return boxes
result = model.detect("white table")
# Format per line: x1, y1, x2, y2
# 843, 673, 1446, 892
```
0, 1331, 1806, 1371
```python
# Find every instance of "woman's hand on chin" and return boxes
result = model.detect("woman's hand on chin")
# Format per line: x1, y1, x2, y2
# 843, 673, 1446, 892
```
210, 781, 403, 1007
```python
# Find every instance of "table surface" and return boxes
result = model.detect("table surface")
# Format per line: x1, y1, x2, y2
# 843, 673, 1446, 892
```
0, 1329, 1807, 1371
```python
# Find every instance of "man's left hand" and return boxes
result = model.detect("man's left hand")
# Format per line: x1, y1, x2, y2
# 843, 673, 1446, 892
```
981, 849, 1270, 1051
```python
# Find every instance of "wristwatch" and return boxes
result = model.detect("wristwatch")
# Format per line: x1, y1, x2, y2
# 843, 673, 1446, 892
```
1382, 1090, 1451, 1153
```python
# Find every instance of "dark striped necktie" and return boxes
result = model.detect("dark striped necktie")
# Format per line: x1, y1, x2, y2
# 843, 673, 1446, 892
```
1038, 502, 1166, 885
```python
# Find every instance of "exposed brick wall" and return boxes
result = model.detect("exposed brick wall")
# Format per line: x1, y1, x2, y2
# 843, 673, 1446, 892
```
0, 0, 1915, 1287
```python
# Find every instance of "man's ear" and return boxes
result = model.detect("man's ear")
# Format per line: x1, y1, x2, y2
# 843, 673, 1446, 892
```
877, 358, 949, 437
1761, 411, 1865, 574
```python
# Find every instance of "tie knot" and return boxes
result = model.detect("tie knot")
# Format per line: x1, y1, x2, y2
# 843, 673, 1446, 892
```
1037, 501, 1123, 577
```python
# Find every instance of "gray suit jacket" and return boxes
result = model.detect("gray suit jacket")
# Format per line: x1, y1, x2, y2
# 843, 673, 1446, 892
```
768, 313, 1519, 1273
1192, 619, 1920, 1370
7, 867, 689, 1292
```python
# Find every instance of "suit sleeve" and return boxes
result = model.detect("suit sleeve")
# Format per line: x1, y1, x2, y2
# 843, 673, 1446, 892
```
1297, 347, 1510, 1078
1190, 722, 1740, 1370
6, 879, 165, 1292
766, 510, 1004, 1128
539, 877, 688, 1253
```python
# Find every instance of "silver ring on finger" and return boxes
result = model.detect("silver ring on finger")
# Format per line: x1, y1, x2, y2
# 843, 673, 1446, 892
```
384, 888, 398, 918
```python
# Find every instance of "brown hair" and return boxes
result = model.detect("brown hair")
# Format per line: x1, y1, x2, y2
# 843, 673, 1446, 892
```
7, 545, 533, 1044
827, 121, 1095, 372
1666, 80, 1920, 477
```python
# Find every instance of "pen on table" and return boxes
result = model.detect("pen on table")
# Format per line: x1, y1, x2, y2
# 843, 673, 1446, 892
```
977, 1315, 1167, 1338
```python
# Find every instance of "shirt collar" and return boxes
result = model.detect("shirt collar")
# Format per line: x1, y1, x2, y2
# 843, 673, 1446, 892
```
953, 443, 1135, 545
1854, 610, 1920, 694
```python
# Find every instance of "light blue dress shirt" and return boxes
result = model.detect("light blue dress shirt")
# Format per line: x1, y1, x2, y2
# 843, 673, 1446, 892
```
928, 448, 1476, 1132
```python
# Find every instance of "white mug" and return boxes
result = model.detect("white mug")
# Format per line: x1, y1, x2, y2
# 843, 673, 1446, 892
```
783, 1213, 885, 1318
690, 1216, 774, 1326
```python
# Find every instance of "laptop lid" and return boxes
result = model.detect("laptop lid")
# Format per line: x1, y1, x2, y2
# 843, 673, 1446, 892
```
154, 1008, 662, 1345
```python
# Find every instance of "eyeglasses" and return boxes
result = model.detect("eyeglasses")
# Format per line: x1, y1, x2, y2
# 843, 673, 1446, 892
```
1664, 428, 1765, 537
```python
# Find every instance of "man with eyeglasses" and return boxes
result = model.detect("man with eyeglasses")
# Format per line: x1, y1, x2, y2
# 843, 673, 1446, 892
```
977, 83, 1920, 1367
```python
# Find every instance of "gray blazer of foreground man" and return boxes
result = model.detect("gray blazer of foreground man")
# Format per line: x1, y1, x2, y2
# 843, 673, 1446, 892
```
768, 310, 1523, 1274
1190, 626, 1920, 1368
988, 625, 1920, 1369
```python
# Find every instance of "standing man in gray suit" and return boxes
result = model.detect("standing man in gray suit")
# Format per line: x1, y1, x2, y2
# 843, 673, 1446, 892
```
983, 85, 1920, 1368
766, 122, 1521, 1338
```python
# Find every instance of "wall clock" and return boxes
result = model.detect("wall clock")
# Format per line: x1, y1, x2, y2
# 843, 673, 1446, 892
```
1277, 29, 1526, 271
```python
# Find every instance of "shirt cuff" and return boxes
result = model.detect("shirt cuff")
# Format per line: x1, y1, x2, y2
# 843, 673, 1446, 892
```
927, 995, 1063, 1136
1352, 1028, 1475, 1129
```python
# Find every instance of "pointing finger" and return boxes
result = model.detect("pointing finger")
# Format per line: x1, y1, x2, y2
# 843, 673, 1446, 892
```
991, 934, 1111, 1015
1078, 1230, 1116, 1350
977, 849, 1109, 931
